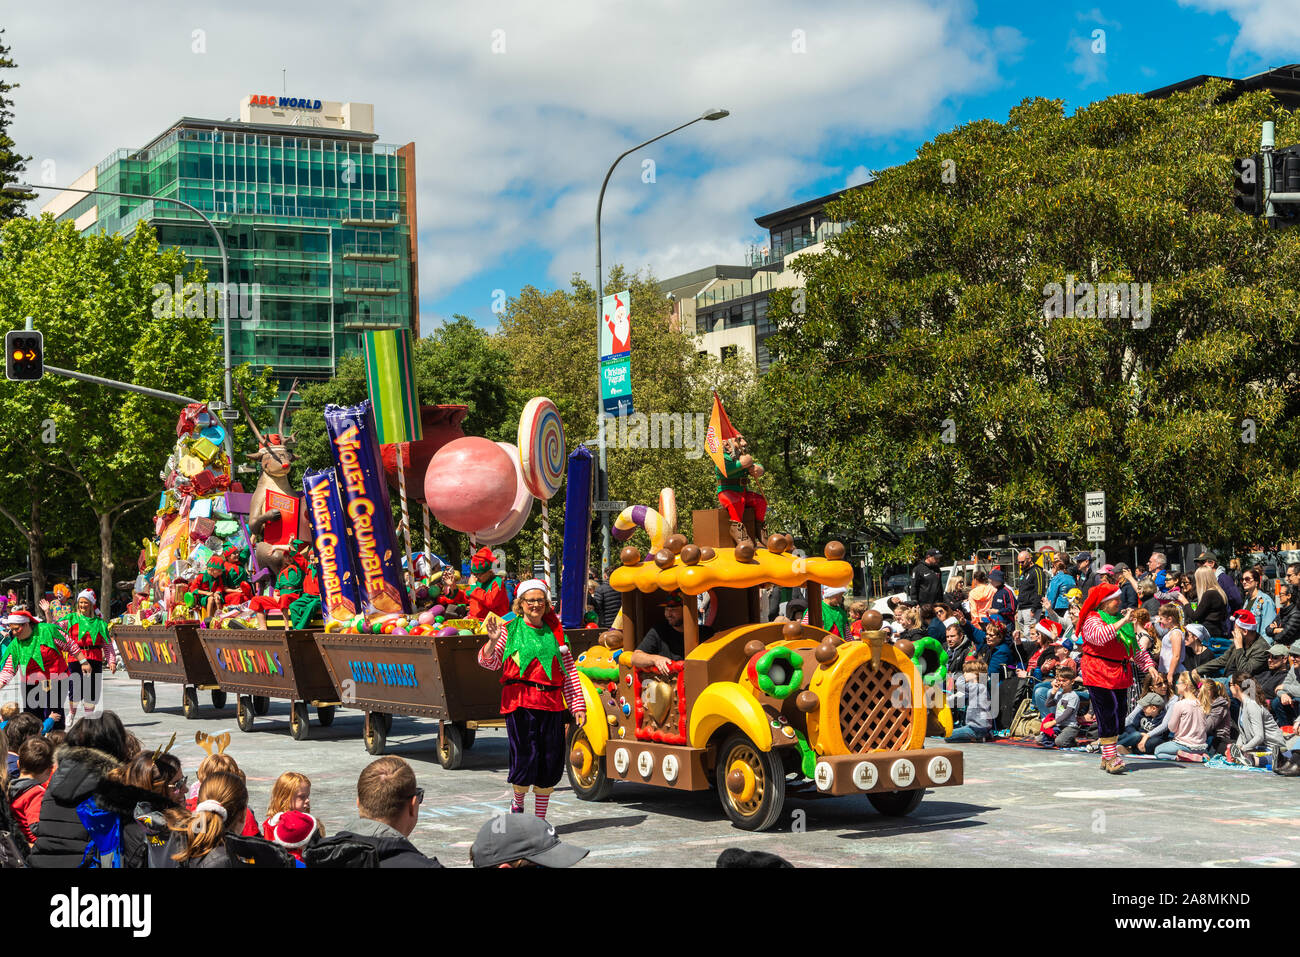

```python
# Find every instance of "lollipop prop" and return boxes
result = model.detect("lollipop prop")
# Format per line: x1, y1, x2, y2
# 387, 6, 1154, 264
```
518, 398, 566, 588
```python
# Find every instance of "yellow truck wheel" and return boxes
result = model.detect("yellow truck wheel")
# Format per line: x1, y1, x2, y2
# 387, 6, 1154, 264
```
567, 725, 613, 801
716, 733, 786, 831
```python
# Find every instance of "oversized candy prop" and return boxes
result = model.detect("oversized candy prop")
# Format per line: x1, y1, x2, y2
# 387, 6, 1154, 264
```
423, 437, 517, 534
325, 400, 411, 616
560, 445, 594, 628
612, 504, 673, 554
517, 397, 566, 586
474, 442, 534, 546
303, 468, 364, 624
364, 330, 423, 586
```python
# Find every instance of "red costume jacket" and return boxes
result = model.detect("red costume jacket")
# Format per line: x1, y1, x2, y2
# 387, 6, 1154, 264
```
467, 578, 509, 620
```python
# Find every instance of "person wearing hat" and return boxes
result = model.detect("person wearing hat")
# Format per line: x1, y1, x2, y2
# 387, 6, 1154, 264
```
631, 592, 718, 674
470, 812, 588, 868
1190, 609, 1270, 683
1076, 583, 1137, 773
479, 579, 584, 819
988, 568, 1017, 622
249, 538, 312, 631
1118, 691, 1169, 755
1074, 552, 1100, 593
1182, 623, 1216, 673
1272, 641, 1300, 727
269, 809, 320, 864
800, 585, 849, 638
1194, 550, 1243, 613
0, 609, 90, 731
910, 549, 943, 605
53, 590, 117, 722
1257, 642, 1293, 704
466, 546, 509, 620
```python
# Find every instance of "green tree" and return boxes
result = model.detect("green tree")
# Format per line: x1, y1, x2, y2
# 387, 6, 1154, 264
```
0, 29, 34, 222
759, 81, 1300, 556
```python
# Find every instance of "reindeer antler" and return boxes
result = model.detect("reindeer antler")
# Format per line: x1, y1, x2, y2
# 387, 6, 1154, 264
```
235, 380, 289, 466
277, 378, 300, 438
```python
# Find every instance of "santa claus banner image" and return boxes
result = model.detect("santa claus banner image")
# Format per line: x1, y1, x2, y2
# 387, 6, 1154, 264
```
600, 289, 631, 360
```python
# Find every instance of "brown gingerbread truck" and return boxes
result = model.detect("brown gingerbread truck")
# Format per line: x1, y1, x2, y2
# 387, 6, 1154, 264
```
565, 507, 963, 831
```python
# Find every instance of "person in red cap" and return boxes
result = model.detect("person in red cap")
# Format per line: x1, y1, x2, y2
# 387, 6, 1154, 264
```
466, 546, 509, 620
1076, 582, 1136, 773
269, 810, 320, 864
478, 579, 584, 819
0, 609, 90, 731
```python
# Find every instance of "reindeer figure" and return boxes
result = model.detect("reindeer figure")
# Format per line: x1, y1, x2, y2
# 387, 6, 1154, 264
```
235, 381, 311, 583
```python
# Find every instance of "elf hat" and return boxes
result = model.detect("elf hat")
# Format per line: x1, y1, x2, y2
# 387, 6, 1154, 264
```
270, 811, 318, 849
1232, 610, 1258, 632
77, 589, 96, 606
4, 610, 38, 627
516, 579, 550, 602
469, 546, 496, 573
1036, 619, 1063, 641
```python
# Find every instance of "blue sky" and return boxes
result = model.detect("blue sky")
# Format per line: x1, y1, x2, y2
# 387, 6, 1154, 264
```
8, 0, 1296, 335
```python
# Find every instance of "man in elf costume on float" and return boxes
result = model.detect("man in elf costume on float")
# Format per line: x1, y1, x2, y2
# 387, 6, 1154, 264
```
0, 608, 90, 731
466, 546, 510, 620
61, 589, 118, 720
249, 538, 311, 631
288, 560, 323, 631
715, 433, 767, 547
434, 564, 469, 611
802, 585, 849, 639
196, 550, 230, 622
478, 579, 584, 819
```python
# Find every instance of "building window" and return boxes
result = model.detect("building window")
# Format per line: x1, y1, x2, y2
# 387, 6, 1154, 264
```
721, 345, 738, 362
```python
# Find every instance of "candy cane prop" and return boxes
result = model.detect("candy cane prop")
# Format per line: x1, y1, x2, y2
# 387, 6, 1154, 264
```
396, 454, 414, 591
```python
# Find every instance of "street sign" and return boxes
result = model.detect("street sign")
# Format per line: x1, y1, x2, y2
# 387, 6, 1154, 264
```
1085, 491, 1105, 526
593, 500, 628, 512
1087, 524, 1106, 542
219, 407, 240, 423
602, 395, 634, 417
71, 562, 78, 582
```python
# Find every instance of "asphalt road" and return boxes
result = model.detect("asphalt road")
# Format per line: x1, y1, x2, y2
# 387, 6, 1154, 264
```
93, 672, 1300, 868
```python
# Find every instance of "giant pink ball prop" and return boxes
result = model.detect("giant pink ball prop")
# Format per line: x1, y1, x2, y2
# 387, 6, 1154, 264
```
423, 437, 517, 533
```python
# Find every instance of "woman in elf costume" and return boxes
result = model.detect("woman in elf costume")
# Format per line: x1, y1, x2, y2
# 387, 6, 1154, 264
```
466, 546, 509, 620
1077, 583, 1136, 774
478, 580, 585, 819
249, 539, 311, 630
0, 609, 90, 730
62, 589, 118, 720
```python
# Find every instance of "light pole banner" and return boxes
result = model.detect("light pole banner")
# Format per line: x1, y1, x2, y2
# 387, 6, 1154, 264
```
600, 357, 633, 418
600, 289, 631, 361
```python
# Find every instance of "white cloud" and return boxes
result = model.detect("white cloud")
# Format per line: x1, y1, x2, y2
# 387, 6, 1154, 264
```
1068, 32, 1109, 86
1179, 0, 1300, 58
6, 0, 1022, 308
845, 165, 876, 188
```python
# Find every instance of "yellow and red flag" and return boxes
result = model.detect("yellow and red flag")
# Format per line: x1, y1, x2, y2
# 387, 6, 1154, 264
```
704, 392, 740, 473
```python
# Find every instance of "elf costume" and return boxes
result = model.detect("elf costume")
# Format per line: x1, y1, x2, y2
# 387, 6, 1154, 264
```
0, 610, 89, 729
1078, 583, 1136, 774
288, 564, 323, 630
249, 539, 311, 626
477, 579, 584, 818
64, 589, 117, 713
466, 546, 509, 620
220, 545, 253, 606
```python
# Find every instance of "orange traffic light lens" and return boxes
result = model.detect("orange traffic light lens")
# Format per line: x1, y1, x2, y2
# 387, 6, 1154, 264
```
11, 350, 20, 361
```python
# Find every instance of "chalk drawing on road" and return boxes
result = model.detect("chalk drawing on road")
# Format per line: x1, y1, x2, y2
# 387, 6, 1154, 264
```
1053, 788, 1144, 799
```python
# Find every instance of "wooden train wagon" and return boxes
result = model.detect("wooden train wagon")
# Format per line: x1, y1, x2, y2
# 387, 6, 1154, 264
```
197, 629, 341, 740
315, 627, 602, 768
111, 623, 228, 719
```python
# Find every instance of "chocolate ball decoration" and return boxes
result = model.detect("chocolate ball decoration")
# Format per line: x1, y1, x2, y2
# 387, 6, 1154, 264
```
680, 544, 702, 566
654, 549, 675, 569
735, 542, 756, 563
726, 769, 747, 795
815, 640, 839, 665
744, 639, 767, 658
620, 546, 642, 567
782, 621, 804, 639
666, 534, 688, 554
766, 534, 788, 554
824, 541, 846, 561
699, 546, 716, 562
895, 638, 915, 658
861, 609, 883, 631
795, 690, 820, 713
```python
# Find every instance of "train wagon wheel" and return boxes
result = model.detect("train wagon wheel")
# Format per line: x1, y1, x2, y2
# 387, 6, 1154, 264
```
237, 696, 255, 732
869, 788, 925, 817
210, 690, 228, 710
364, 713, 387, 755
253, 695, 271, 716
316, 705, 335, 727
438, 722, 464, 770
182, 686, 199, 720
140, 682, 156, 714
716, 733, 786, 832
289, 701, 310, 741
565, 725, 613, 802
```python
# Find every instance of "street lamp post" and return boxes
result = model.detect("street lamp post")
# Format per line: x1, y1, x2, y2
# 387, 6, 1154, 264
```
594, 108, 729, 575
16, 183, 234, 461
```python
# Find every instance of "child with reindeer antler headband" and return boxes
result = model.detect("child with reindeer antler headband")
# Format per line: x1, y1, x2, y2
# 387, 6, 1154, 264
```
185, 732, 261, 838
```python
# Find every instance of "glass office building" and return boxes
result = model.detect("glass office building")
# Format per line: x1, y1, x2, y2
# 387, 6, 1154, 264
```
44, 99, 418, 396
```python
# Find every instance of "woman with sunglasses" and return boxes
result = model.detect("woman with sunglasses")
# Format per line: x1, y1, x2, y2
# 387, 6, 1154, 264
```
479, 579, 585, 820
119, 752, 185, 868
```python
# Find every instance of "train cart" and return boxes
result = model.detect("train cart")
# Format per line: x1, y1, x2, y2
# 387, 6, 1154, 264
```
316, 628, 602, 767
197, 629, 341, 740
112, 623, 228, 719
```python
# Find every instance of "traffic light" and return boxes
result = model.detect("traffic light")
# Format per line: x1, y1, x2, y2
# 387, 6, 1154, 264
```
1233, 154, 1262, 216
5, 330, 43, 381
1272, 146, 1300, 226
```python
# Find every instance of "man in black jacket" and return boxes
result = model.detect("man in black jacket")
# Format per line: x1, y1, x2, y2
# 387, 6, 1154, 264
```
305, 756, 440, 868
591, 574, 622, 630
911, 549, 943, 605
1268, 585, 1300, 648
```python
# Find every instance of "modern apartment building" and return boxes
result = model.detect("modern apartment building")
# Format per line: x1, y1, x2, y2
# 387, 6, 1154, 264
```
41, 96, 418, 395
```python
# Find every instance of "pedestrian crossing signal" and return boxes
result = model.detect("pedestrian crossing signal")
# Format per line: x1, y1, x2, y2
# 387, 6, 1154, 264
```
1233, 155, 1261, 216
5, 330, 43, 381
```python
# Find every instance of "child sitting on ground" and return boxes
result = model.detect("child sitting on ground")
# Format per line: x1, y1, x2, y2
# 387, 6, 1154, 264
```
1038, 665, 1081, 748
262, 771, 324, 840
1119, 692, 1169, 755
8, 736, 53, 846
945, 659, 993, 744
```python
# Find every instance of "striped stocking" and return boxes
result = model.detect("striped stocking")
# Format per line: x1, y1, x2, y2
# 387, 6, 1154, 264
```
534, 786, 553, 819
511, 786, 526, 813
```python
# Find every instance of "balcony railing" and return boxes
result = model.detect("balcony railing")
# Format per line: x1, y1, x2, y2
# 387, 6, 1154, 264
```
695, 271, 779, 309
342, 242, 400, 260
745, 222, 847, 268
342, 279, 402, 295
342, 312, 408, 330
